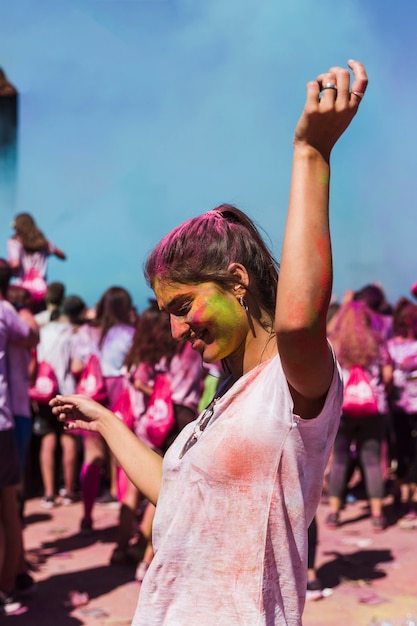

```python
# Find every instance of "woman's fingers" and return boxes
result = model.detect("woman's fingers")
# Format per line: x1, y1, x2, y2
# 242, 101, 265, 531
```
347, 59, 368, 106
348, 59, 368, 96
317, 62, 367, 109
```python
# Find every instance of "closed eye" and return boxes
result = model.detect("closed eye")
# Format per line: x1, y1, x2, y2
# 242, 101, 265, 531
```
168, 298, 192, 317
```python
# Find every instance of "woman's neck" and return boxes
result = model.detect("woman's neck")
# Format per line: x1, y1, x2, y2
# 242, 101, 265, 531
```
226, 324, 277, 379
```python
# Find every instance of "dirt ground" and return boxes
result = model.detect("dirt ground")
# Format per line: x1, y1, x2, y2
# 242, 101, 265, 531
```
8, 482, 417, 626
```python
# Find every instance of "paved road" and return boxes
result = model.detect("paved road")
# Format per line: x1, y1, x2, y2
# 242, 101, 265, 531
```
12, 489, 417, 625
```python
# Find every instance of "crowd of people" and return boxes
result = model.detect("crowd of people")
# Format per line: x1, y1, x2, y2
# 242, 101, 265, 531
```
1, 59, 416, 624
0, 212, 217, 615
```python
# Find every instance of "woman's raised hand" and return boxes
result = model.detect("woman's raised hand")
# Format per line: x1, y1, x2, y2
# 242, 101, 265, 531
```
50, 394, 110, 433
294, 59, 368, 162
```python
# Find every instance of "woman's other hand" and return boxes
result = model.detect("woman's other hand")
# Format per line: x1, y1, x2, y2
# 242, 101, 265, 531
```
50, 394, 110, 433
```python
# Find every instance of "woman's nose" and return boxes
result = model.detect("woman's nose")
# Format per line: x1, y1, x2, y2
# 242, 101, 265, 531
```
170, 315, 189, 340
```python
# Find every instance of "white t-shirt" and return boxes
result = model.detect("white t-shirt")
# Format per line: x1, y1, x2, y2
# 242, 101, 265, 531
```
37, 321, 76, 396
7, 236, 55, 281
0, 301, 31, 430
133, 352, 343, 626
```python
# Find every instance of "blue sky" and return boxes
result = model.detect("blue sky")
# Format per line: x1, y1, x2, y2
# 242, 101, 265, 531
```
1, 0, 416, 312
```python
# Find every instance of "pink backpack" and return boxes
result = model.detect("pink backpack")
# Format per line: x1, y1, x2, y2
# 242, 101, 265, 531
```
29, 361, 59, 403
143, 373, 175, 449
75, 354, 108, 404
112, 380, 135, 431
342, 366, 378, 417
22, 267, 47, 303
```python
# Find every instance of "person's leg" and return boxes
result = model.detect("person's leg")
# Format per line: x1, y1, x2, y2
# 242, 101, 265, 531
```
13, 416, 33, 521
389, 410, 411, 512
13, 416, 32, 478
39, 432, 57, 502
111, 479, 141, 563
0, 485, 23, 593
12, 418, 34, 587
327, 418, 354, 523
357, 417, 385, 527
307, 516, 318, 582
135, 501, 156, 582
0, 486, 25, 613
404, 414, 417, 515
105, 377, 124, 501
79, 433, 104, 530
60, 433, 78, 497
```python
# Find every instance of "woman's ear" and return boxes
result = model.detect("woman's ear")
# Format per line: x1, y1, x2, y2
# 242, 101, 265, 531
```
227, 263, 249, 294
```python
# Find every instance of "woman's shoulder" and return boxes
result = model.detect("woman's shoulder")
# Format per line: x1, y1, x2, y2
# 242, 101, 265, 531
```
74, 323, 100, 344
105, 323, 135, 342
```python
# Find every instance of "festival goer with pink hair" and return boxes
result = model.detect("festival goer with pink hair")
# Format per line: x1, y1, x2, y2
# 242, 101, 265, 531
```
326, 300, 393, 531
52, 60, 367, 625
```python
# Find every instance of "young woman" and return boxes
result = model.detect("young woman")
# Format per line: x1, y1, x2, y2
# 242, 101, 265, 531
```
51, 60, 367, 625
70, 286, 135, 533
326, 300, 393, 531
7, 213, 66, 310
34, 295, 87, 508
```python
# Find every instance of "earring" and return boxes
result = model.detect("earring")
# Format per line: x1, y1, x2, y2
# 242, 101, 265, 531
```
238, 296, 248, 312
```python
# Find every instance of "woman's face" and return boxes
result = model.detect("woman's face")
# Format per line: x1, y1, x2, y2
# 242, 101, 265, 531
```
153, 279, 249, 363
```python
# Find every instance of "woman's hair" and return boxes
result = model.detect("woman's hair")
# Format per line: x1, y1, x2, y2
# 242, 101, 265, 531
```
62, 295, 87, 325
95, 286, 133, 345
144, 204, 279, 327
6, 284, 31, 310
13, 213, 49, 253
124, 299, 180, 370
328, 300, 382, 369
353, 283, 392, 315
392, 297, 417, 339
0, 258, 12, 296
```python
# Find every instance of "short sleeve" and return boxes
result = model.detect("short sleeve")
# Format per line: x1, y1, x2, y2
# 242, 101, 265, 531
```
2, 301, 30, 342
7, 237, 22, 264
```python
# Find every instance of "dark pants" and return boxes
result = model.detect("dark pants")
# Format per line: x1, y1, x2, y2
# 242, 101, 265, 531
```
307, 516, 318, 570
328, 414, 385, 500
392, 411, 417, 483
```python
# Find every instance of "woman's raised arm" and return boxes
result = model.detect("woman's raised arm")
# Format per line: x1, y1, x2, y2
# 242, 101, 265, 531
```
275, 60, 368, 417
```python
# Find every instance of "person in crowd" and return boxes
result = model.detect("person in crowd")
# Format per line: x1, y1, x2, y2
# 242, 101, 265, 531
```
6, 213, 66, 311
354, 283, 393, 340
386, 298, 417, 527
51, 60, 367, 625
110, 301, 206, 580
6, 285, 38, 482
352, 284, 395, 480
6, 284, 39, 593
0, 259, 38, 615
34, 281, 66, 328
70, 286, 135, 533
306, 517, 323, 600
326, 300, 393, 531
34, 295, 86, 508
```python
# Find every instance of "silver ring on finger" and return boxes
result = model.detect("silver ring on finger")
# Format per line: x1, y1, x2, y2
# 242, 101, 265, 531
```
322, 83, 337, 91
351, 90, 364, 100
